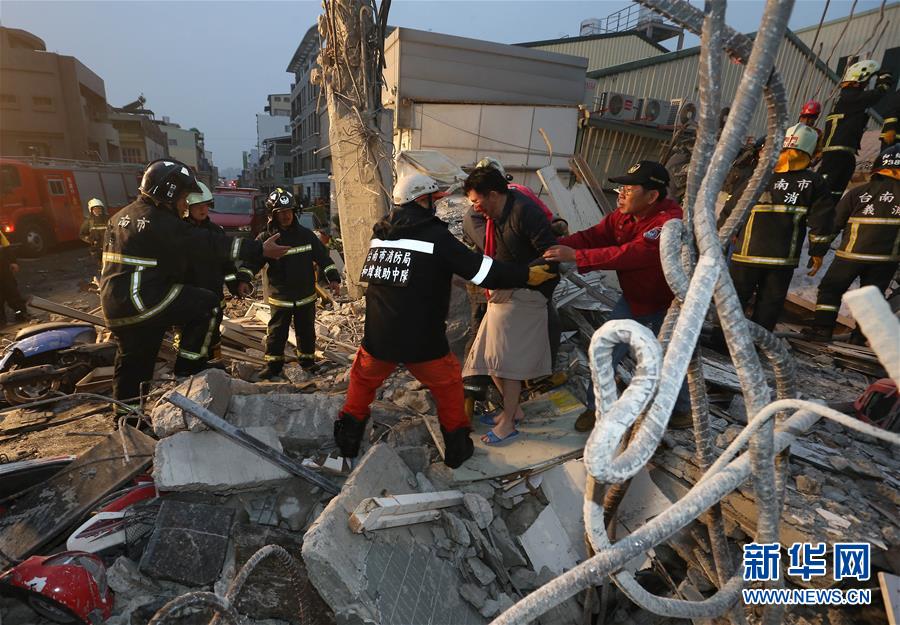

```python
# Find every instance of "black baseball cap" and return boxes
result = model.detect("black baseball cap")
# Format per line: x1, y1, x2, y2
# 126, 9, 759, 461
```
609, 161, 670, 191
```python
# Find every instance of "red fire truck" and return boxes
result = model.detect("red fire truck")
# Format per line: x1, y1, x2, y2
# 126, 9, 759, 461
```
0, 157, 142, 256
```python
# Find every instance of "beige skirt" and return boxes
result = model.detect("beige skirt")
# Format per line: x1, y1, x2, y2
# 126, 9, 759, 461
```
462, 288, 551, 380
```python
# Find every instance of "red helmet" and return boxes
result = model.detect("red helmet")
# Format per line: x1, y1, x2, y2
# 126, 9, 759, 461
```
0, 552, 113, 624
800, 100, 821, 117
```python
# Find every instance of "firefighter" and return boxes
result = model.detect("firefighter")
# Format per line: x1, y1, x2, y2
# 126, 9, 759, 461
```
182, 182, 253, 362
818, 61, 893, 201
0, 231, 28, 327
244, 188, 340, 380
880, 88, 899, 151
720, 124, 835, 331
798, 99, 823, 161
80, 198, 108, 279
333, 173, 557, 468
805, 144, 900, 341
101, 159, 288, 402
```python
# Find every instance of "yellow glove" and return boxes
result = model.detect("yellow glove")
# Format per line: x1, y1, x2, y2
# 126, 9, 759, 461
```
527, 264, 557, 286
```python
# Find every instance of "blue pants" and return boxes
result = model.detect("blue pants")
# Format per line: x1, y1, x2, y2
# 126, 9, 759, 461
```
585, 297, 691, 414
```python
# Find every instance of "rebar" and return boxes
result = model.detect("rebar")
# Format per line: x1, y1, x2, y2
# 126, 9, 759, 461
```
147, 592, 239, 625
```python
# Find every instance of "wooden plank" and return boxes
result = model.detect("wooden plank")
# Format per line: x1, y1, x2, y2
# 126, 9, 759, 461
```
28, 296, 105, 326
880, 572, 900, 625
0, 427, 155, 563
570, 154, 612, 216
786, 293, 856, 329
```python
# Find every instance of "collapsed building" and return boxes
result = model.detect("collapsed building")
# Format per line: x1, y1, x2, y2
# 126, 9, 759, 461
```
1, 1, 899, 625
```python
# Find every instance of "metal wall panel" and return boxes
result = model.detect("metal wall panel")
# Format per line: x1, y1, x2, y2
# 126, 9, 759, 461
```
591, 36, 838, 138
530, 36, 664, 73
793, 4, 900, 77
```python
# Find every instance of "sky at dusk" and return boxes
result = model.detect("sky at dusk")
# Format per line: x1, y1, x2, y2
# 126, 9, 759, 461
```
1, 1, 886, 169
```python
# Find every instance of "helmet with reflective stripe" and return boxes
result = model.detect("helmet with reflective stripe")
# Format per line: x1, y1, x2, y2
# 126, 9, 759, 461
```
874, 144, 900, 172
800, 100, 821, 117
392, 173, 439, 205
266, 187, 294, 213
782, 123, 819, 157
186, 181, 213, 206
475, 156, 513, 181
843, 60, 880, 84
139, 159, 202, 208
87, 198, 105, 210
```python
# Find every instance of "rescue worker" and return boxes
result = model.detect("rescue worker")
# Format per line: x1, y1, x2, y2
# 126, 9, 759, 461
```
798, 99, 824, 161
805, 144, 900, 341
182, 182, 252, 362
244, 188, 340, 379
80, 198, 108, 279
880, 87, 900, 151
818, 61, 893, 201
0, 231, 28, 327
662, 121, 697, 204
720, 124, 835, 331
101, 159, 289, 402
543, 160, 692, 431
333, 173, 556, 467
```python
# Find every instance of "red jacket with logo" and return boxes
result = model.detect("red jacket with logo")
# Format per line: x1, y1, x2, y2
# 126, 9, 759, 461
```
558, 198, 683, 316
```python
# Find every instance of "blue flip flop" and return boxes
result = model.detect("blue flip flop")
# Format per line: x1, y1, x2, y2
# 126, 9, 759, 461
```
481, 429, 520, 446
478, 409, 523, 427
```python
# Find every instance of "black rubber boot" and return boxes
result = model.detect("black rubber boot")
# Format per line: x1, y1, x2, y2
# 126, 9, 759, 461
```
441, 426, 474, 469
334, 412, 368, 458
258, 364, 284, 381
800, 326, 833, 342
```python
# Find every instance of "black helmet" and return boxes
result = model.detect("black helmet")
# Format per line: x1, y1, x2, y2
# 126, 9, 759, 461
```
139, 159, 201, 208
266, 187, 294, 213
874, 144, 900, 172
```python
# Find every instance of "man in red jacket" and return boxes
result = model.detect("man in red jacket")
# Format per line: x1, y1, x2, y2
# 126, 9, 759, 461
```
543, 160, 691, 431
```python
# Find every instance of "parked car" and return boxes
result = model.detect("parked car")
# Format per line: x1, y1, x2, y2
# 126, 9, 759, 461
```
210, 187, 266, 237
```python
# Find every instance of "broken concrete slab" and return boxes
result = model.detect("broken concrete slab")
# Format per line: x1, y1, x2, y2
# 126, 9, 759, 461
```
518, 505, 579, 575
458, 583, 489, 610
151, 369, 232, 438
466, 557, 497, 586
451, 388, 587, 482
540, 459, 587, 560
489, 517, 528, 569
350, 490, 465, 533
463, 493, 493, 529
226, 393, 343, 449
153, 426, 291, 493
139, 500, 233, 586
302, 444, 485, 625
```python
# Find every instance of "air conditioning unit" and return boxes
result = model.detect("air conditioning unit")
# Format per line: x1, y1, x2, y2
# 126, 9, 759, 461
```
667, 99, 697, 127
638, 98, 673, 126
598, 92, 640, 121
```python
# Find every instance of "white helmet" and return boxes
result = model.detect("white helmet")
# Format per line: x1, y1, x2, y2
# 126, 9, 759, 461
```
87, 198, 105, 210
186, 181, 214, 206
782, 123, 819, 157
475, 156, 510, 180
392, 172, 440, 205
843, 60, 880, 84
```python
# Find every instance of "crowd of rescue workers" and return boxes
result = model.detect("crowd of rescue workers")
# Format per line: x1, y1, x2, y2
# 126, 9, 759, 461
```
34, 59, 898, 470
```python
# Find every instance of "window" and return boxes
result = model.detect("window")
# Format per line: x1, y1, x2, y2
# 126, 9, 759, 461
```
32, 96, 55, 111
1, 165, 22, 194
48, 179, 66, 196
285, 125, 290, 133
122, 147, 143, 163
0, 93, 17, 109
284, 162, 291, 179
168, 138, 178, 146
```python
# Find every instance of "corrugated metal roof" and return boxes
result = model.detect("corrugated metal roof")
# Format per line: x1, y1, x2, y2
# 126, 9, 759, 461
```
793, 3, 900, 77
517, 30, 668, 53
525, 35, 665, 73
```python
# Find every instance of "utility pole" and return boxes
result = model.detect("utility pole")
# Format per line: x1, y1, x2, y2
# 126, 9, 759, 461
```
313, 0, 392, 297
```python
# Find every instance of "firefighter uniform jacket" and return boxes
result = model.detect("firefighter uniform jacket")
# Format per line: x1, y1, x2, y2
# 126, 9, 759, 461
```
183, 216, 243, 296
822, 86, 890, 155
100, 198, 263, 328
248, 218, 339, 308
880, 91, 900, 150
361, 203, 529, 364
80, 214, 109, 249
831, 176, 900, 263
725, 169, 835, 267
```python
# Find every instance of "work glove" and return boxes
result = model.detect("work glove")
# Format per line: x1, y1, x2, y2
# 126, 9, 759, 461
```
527, 264, 557, 286
807, 255, 823, 277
